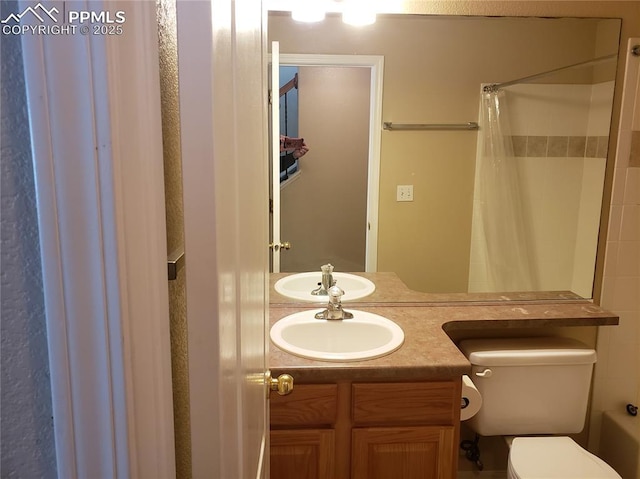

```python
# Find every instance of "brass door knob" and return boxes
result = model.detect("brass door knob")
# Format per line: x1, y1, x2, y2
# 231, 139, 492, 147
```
269, 242, 292, 251
266, 371, 294, 396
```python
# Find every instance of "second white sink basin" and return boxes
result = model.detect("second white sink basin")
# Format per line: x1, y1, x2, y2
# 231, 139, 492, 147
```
274, 272, 375, 302
270, 310, 404, 362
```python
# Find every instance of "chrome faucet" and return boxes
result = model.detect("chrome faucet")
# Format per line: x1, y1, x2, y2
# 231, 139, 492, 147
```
311, 263, 335, 296
314, 284, 353, 320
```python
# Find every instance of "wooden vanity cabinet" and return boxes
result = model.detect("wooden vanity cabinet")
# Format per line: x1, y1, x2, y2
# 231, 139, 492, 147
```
270, 384, 338, 479
350, 381, 460, 479
270, 379, 461, 479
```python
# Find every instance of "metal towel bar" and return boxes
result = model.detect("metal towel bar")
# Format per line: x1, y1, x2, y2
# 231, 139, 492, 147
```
383, 121, 479, 131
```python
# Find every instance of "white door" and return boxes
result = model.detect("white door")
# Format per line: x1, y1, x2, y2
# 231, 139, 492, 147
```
177, 1, 268, 478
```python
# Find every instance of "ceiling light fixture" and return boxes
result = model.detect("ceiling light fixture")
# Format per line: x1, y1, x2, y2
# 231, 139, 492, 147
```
342, 0, 376, 26
291, 0, 326, 23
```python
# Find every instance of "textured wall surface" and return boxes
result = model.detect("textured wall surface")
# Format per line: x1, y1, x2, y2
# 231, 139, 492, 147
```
156, 0, 191, 477
0, 1, 57, 477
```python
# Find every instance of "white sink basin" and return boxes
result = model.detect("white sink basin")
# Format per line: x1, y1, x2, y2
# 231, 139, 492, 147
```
274, 272, 375, 302
270, 310, 404, 362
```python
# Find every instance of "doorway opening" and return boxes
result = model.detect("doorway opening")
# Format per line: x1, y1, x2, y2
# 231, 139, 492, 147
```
271, 53, 384, 272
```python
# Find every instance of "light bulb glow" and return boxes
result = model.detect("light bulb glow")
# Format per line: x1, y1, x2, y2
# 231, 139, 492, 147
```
342, 0, 376, 26
291, 1, 326, 23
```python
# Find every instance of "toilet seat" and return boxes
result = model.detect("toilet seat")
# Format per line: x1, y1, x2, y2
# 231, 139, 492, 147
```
508, 436, 621, 478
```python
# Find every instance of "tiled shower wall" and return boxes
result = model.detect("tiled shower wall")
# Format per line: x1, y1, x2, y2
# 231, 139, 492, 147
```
510, 134, 609, 159
589, 40, 640, 477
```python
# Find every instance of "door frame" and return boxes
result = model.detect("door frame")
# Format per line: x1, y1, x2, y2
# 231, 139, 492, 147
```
270, 42, 282, 272
21, 0, 175, 477
277, 53, 384, 272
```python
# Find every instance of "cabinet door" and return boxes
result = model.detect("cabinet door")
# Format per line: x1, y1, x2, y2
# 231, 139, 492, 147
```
352, 426, 456, 479
271, 429, 335, 479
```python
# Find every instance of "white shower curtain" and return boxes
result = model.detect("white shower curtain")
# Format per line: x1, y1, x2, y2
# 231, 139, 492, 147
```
474, 88, 537, 291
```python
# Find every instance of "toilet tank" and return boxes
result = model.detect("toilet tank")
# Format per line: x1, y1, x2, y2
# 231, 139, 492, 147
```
459, 337, 597, 436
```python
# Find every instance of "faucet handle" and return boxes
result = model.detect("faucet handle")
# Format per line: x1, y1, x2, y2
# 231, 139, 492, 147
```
321, 263, 334, 274
318, 285, 353, 320
328, 284, 344, 302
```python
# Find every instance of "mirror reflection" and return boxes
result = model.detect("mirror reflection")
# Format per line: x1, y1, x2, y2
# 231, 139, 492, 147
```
269, 13, 621, 300
277, 60, 373, 272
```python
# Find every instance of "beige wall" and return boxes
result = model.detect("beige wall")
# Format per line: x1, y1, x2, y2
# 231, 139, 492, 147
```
269, 13, 619, 293
281, 66, 370, 272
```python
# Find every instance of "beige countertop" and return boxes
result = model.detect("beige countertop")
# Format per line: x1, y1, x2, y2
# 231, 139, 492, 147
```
269, 271, 586, 306
269, 273, 619, 383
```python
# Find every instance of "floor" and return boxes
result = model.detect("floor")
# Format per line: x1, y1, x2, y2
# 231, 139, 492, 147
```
458, 471, 507, 479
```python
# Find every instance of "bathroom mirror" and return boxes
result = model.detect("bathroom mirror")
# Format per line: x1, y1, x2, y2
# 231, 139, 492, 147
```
268, 12, 621, 300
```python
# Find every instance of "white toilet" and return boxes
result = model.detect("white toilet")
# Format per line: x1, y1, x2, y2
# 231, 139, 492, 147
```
459, 337, 621, 479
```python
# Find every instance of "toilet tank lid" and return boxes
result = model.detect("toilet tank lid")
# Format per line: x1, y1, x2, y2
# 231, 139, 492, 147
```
459, 337, 597, 366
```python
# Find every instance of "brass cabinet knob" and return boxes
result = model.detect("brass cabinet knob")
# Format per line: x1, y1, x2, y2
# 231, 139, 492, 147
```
266, 371, 294, 396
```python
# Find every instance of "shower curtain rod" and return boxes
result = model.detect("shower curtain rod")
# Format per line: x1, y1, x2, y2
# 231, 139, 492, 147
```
483, 53, 617, 92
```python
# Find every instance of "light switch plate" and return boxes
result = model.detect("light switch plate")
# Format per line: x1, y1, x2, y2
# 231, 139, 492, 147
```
397, 185, 414, 202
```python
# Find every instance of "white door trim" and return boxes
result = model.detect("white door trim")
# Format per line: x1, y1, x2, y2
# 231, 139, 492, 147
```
271, 42, 282, 272
278, 53, 384, 272
21, 0, 175, 477
176, 1, 221, 475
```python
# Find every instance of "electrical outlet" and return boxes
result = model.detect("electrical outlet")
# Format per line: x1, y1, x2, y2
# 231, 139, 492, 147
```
397, 185, 414, 202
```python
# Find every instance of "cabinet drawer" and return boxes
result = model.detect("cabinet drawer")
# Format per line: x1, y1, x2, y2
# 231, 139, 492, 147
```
271, 384, 338, 427
352, 381, 458, 426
